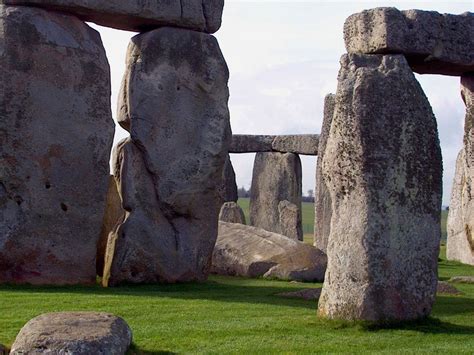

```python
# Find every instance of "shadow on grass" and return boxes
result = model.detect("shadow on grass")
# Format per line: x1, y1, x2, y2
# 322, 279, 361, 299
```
128, 344, 177, 355
0, 276, 319, 311
362, 317, 474, 335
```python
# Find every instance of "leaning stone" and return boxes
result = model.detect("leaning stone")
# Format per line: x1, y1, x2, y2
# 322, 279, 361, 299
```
218, 156, 238, 202
318, 54, 442, 322
212, 222, 327, 282
449, 276, 474, 284
344, 7, 474, 75
229, 134, 319, 155
105, 27, 230, 285
219, 202, 246, 224
0, 5, 114, 285
314, 94, 335, 252
96, 176, 124, 277
250, 152, 303, 241
447, 76, 474, 266
2, 0, 224, 33
10, 312, 132, 355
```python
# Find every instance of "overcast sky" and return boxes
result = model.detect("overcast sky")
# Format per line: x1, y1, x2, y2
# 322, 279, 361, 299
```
91, 0, 473, 205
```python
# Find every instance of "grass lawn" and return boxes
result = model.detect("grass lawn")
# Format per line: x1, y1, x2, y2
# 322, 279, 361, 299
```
1, 245, 473, 353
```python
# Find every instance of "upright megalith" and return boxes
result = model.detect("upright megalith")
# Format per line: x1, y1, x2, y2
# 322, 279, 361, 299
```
104, 27, 230, 285
344, 8, 474, 76
447, 75, 474, 266
250, 152, 302, 241
314, 94, 335, 252
219, 156, 238, 203
318, 54, 442, 322
0, 5, 114, 285
3, 0, 224, 33
219, 202, 246, 224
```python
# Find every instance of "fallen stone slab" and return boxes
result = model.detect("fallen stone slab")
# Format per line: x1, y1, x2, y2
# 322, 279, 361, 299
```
219, 202, 246, 224
344, 7, 474, 75
211, 222, 327, 282
10, 312, 132, 355
277, 288, 322, 301
2, 0, 224, 33
230, 134, 319, 155
318, 54, 442, 322
250, 152, 303, 241
449, 276, 474, 284
0, 5, 114, 285
437, 281, 463, 295
105, 27, 230, 285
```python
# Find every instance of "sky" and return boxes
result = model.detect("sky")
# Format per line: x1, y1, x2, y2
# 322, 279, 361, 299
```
90, 0, 473, 205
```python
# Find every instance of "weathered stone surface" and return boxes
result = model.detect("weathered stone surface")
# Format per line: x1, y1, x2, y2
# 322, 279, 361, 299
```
212, 222, 327, 282
2, 0, 224, 33
344, 7, 474, 75
230, 134, 319, 155
250, 152, 303, 241
318, 54, 442, 322
0, 6, 114, 285
314, 94, 335, 252
104, 27, 230, 285
449, 276, 474, 284
219, 156, 238, 202
447, 75, 474, 266
10, 312, 132, 355
219, 202, 246, 224
96, 176, 124, 277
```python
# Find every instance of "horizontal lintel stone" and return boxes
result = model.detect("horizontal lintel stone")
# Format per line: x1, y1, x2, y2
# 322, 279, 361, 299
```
344, 7, 474, 76
229, 134, 320, 155
1, 0, 224, 33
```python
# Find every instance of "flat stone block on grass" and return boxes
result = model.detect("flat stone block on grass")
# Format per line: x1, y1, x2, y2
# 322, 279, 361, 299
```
2, 0, 224, 33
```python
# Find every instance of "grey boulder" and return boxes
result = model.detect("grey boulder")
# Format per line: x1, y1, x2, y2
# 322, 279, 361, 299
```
0, 5, 114, 285
344, 7, 474, 75
318, 54, 442, 322
10, 312, 132, 355
104, 27, 230, 285
250, 152, 302, 240
212, 222, 327, 282
2, 0, 224, 33
219, 202, 246, 224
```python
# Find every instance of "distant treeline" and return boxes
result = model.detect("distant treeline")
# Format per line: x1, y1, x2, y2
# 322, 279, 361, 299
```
238, 187, 315, 203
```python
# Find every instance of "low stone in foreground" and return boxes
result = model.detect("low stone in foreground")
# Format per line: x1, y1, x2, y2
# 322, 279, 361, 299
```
10, 312, 132, 355
2, 0, 224, 33
344, 7, 474, 75
449, 276, 474, 284
212, 222, 327, 282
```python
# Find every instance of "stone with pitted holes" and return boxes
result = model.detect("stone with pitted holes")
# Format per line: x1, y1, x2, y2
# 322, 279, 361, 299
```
104, 27, 230, 285
2, 0, 224, 33
212, 222, 327, 282
318, 54, 442, 322
0, 5, 114, 285
10, 312, 132, 355
344, 7, 474, 76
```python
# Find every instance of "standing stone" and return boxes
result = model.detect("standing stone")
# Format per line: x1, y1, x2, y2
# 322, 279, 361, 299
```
318, 54, 442, 322
219, 202, 246, 224
447, 75, 474, 266
0, 6, 114, 285
219, 156, 238, 202
3, 0, 224, 33
314, 94, 335, 252
104, 27, 230, 285
249, 152, 303, 241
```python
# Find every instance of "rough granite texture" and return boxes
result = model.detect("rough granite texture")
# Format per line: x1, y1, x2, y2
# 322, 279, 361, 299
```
230, 134, 319, 155
104, 27, 230, 285
344, 7, 474, 76
219, 202, 246, 224
318, 54, 442, 322
314, 94, 335, 252
219, 156, 238, 202
10, 312, 132, 355
2, 0, 224, 33
0, 6, 114, 285
250, 152, 303, 241
212, 222, 327, 282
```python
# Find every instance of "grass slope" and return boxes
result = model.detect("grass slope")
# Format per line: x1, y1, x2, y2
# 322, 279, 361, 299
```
1, 248, 473, 353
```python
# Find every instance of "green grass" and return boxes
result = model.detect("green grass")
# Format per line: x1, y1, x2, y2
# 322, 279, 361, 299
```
1, 249, 474, 353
